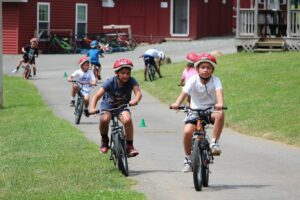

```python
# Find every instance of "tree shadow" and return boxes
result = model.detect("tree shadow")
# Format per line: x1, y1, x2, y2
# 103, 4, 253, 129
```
205, 184, 271, 191
129, 169, 179, 176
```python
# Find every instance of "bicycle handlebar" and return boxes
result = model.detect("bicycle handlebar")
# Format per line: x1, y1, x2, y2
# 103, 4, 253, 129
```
170, 105, 227, 111
70, 80, 92, 85
87, 104, 135, 117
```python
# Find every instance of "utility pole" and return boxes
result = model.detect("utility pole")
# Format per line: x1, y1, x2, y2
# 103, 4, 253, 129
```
0, 1, 3, 109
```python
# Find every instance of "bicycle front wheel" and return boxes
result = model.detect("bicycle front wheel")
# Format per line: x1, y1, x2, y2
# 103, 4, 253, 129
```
115, 133, 129, 176
75, 97, 84, 124
192, 140, 203, 191
147, 65, 155, 81
202, 149, 210, 187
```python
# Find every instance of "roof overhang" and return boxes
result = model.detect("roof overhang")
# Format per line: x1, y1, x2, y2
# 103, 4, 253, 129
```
2, 0, 28, 2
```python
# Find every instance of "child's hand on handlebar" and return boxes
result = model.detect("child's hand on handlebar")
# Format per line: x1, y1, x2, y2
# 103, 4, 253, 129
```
170, 103, 179, 110
129, 100, 138, 106
214, 103, 224, 110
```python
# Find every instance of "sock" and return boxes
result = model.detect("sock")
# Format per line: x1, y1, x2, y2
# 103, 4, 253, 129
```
211, 138, 217, 144
71, 96, 75, 101
126, 140, 133, 146
185, 155, 191, 162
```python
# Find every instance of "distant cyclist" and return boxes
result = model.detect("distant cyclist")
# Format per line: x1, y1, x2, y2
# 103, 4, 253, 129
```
12, 38, 39, 76
89, 58, 142, 157
140, 48, 164, 81
68, 57, 97, 117
87, 40, 104, 81
178, 52, 198, 87
171, 53, 225, 173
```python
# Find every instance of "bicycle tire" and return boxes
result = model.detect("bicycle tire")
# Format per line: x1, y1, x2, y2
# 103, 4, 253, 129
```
128, 39, 137, 51
23, 65, 31, 80
192, 139, 203, 191
202, 149, 210, 187
110, 134, 117, 166
147, 64, 155, 81
75, 96, 84, 124
115, 132, 129, 176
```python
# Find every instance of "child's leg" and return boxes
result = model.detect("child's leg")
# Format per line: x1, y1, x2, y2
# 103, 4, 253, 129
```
32, 64, 36, 76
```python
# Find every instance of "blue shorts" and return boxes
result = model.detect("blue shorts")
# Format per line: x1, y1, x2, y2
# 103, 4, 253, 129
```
143, 55, 156, 67
100, 103, 130, 117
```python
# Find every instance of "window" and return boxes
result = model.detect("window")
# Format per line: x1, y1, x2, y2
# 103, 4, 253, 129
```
37, 2, 50, 40
76, 4, 88, 38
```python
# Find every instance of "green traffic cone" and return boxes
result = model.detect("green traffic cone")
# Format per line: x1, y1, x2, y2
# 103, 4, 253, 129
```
138, 118, 147, 127
64, 72, 68, 78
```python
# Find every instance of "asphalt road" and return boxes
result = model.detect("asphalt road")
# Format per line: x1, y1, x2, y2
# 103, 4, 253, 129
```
3, 37, 300, 200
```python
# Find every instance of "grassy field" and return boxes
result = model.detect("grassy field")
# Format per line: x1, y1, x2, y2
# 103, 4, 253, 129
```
0, 77, 145, 200
132, 52, 300, 146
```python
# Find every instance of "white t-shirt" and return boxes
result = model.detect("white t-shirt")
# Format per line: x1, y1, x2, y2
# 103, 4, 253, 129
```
71, 69, 95, 94
144, 49, 160, 58
183, 75, 223, 109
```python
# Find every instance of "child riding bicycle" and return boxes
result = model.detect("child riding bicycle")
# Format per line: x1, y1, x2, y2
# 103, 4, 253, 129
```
87, 40, 104, 81
12, 38, 39, 76
170, 53, 225, 173
178, 52, 198, 87
140, 49, 164, 81
68, 57, 97, 116
89, 58, 142, 157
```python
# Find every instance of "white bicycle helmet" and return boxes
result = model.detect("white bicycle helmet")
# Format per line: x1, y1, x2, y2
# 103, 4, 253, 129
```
158, 51, 165, 60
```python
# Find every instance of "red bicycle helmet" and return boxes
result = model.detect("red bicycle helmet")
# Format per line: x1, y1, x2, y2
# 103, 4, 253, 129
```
30, 38, 38, 45
113, 58, 134, 72
186, 52, 199, 64
78, 57, 90, 68
194, 53, 217, 69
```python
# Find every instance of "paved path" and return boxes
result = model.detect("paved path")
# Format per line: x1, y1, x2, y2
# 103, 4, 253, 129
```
3, 37, 300, 200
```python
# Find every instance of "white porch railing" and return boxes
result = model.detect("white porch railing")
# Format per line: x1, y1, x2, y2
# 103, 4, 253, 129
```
290, 10, 300, 37
239, 9, 256, 37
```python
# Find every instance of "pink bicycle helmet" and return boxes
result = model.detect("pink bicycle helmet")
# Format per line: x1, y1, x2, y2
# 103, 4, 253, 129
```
186, 52, 199, 64
30, 38, 38, 45
113, 58, 134, 72
78, 57, 90, 68
194, 53, 217, 69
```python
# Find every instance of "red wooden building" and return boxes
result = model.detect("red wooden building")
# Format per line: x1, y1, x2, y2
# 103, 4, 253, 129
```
2, 0, 233, 54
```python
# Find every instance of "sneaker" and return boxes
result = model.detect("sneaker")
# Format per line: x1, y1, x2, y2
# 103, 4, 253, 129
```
69, 100, 75, 107
99, 137, 109, 154
127, 145, 139, 157
84, 108, 89, 117
12, 69, 18, 73
182, 157, 192, 173
210, 142, 222, 156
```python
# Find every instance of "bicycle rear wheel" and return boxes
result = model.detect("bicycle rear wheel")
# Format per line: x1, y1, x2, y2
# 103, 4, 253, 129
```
115, 133, 129, 176
75, 97, 84, 124
192, 140, 203, 191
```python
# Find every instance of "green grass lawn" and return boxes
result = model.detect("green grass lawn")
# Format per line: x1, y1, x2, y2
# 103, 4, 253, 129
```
133, 52, 300, 146
0, 77, 145, 200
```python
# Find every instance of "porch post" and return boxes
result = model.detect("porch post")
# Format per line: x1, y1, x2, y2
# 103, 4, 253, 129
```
254, 0, 258, 37
0, 1, 3, 109
236, 0, 240, 37
287, 0, 291, 37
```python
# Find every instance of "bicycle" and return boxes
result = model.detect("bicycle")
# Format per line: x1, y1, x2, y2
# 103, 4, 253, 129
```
21, 54, 37, 80
145, 59, 156, 82
22, 62, 32, 80
48, 34, 77, 54
171, 105, 227, 191
89, 104, 132, 176
70, 80, 90, 124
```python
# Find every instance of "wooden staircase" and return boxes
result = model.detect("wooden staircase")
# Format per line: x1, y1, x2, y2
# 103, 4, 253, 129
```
254, 38, 286, 52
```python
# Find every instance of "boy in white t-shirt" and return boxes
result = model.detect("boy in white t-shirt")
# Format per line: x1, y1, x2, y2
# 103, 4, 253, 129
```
68, 57, 97, 116
171, 53, 225, 173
